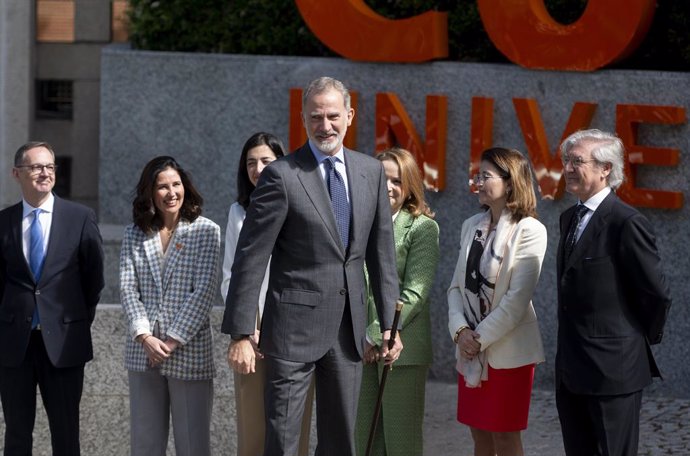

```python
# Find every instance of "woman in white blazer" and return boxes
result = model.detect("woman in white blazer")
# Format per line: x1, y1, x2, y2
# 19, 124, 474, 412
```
120, 156, 220, 456
221, 132, 313, 456
448, 148, 546, 456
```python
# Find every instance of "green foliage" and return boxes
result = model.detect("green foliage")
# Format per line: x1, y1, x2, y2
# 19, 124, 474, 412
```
127, 0, 690, 71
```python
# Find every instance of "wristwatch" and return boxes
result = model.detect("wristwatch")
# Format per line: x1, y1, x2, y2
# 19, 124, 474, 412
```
231, 334, 250, 341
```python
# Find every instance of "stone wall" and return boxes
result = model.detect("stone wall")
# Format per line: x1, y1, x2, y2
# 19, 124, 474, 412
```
100, 47, 690, 398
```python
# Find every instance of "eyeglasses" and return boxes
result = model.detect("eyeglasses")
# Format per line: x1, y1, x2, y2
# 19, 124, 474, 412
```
561, 155, 595, 168
15, 164, 57, 175
472, 173, 505, 185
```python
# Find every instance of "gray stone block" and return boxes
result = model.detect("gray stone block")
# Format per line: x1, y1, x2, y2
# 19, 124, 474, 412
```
99, 49, 690, 398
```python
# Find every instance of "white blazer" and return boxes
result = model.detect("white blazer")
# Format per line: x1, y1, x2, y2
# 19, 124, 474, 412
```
220, 202, 269, 322
448, 212, 546, 369
120, 216, 220, 380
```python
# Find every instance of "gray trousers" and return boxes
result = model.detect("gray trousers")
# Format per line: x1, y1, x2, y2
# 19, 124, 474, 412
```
128, 370, 213, 456
263, 306, 362, 456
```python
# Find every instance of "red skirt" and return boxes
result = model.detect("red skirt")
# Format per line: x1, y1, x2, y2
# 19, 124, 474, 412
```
457, 364, 535, 432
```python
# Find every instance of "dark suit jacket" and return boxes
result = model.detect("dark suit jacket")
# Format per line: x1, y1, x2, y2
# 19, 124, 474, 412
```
222, 144, 399, 362
556, 191, 671, 395
0, 196, 105, 368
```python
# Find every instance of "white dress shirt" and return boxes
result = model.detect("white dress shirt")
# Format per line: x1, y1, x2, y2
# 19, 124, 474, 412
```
308, 140, 350, 202
21, 193, 54, 264
576, 186, 612, 242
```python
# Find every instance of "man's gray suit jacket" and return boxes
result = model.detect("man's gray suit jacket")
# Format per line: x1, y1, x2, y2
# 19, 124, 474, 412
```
221, 144, 399, 362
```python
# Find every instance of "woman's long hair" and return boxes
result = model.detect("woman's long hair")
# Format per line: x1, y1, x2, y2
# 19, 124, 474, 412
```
132, 156, 203, 233
481, 147, 538, 222
236, 132, 286, 209
376, 147, 434, 218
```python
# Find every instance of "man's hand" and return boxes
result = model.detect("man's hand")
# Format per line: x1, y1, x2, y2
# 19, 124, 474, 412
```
227, 338, 256, 374
380, 330, 403, 366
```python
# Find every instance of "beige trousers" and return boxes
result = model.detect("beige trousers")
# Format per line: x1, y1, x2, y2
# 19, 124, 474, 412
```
234, 357, 315, 456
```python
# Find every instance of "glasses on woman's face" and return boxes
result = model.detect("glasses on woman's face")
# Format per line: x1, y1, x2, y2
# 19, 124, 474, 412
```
15, 163, 57, 176
472, 173, 504, 185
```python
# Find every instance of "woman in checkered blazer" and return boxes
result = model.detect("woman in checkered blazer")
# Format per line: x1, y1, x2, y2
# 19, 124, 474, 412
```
120, 156, 220, 456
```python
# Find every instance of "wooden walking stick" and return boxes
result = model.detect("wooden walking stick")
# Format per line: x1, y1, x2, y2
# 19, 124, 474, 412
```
365, 299, 404, 456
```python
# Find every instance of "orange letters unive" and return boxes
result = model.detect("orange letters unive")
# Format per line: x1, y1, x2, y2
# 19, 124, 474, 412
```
375, 93, 447, 191
294, 0, 447, 62
469, 97, 494, 192
477, 0, 656, 71
289, 89, 358, 152
513, 98, 597, 199
616, 104, 685, 209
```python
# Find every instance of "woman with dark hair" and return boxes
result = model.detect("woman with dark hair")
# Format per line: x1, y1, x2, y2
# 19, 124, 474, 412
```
448, 148, 547, 456
120, 156, 220, 456
220, 132, 313, 456
355, 147, 440, 456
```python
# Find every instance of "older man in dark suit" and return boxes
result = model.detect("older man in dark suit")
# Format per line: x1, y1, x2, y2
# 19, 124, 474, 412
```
0, 141, 104, 455
556, 129, 671, 456
222, 76, 402, 456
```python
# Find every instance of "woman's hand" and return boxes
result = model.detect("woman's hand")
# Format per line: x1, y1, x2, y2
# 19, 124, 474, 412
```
138, 334, 172, 367
456, 328, 481, 360
363, 342, 379, 364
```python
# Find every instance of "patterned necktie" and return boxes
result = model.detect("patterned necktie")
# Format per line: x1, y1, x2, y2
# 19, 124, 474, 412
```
564, 204, 589, 260
30, 208, 45, 328
30, 208, 46, 280
325, 157, 351, 249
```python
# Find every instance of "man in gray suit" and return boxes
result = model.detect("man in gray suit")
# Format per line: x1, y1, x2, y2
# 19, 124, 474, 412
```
222, 76, 402, 456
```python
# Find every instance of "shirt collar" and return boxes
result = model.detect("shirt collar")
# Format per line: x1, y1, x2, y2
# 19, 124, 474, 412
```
580, 186, 611, 212
308, 140, 345, 165
22, 193, 55, 218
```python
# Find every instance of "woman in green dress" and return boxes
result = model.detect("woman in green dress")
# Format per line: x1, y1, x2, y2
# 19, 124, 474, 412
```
355, 147, 440, 456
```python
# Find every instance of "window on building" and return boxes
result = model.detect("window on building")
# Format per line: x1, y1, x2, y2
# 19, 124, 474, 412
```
54, 156, 72, 198
36, 80, 73, 119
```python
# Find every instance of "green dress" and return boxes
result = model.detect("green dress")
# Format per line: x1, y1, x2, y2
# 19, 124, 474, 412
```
355, 210, 440, 456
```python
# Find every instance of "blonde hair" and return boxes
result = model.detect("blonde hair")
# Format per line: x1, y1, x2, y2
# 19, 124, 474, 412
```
481, 147, 538, 222
376, 147, 434, 219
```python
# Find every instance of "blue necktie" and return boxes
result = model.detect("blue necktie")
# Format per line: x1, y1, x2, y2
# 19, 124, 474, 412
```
564, 204, 588, 260
325, 157, 351, 249
29, 209, 45, 328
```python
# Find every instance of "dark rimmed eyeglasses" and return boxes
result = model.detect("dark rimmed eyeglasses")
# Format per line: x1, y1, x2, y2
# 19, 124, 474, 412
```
15, 164, 57, 175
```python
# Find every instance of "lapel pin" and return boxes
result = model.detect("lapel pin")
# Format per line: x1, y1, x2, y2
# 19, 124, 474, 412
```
175, 243, 183, 250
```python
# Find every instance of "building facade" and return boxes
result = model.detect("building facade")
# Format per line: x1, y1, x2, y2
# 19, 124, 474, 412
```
0, 0, 126, 210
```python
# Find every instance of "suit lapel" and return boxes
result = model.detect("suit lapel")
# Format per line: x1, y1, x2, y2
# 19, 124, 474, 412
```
345, 149, 368, 255
161, 220, 189, 291
9, 203, 32, 280
143, 231, 163, 291
394, 210, 414, 274
295, 145, 344, 254
564, 192, 615, 271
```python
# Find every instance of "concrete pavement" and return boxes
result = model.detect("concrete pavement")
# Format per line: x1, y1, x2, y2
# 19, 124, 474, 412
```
423, 381, 690, 455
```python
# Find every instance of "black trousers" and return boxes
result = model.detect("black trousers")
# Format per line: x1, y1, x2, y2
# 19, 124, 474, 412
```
0, 330, 84, 456
556, 381, 642, 456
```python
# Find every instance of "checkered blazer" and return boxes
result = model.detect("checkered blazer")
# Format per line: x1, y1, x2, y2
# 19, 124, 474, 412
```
120, 216, 220, 380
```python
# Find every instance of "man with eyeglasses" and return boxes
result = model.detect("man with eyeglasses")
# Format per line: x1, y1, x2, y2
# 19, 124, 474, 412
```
555, 129, 671, 456
0, 141, 104, 455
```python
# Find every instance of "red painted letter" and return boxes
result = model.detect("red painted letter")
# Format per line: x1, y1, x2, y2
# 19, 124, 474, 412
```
513, 98, 597, 199
477, 0, 656, 71
294, 0, 447, 62
375, 93, 447, 191
616, 104, 685, 209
